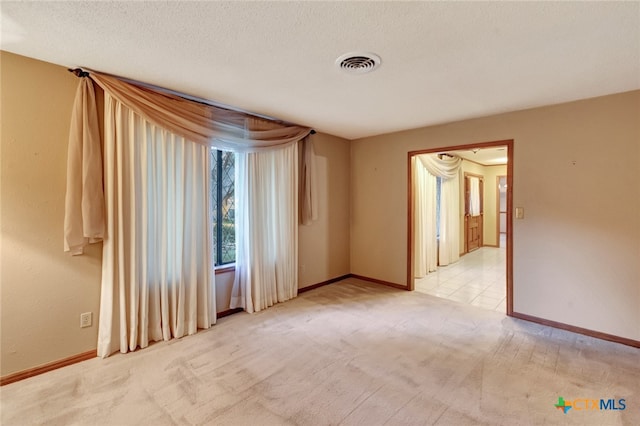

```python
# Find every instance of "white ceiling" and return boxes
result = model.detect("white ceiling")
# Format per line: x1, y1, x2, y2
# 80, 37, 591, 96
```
2, 1, 639, 140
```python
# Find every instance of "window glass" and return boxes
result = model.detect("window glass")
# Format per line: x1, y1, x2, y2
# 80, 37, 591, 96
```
211, 150, 235, 265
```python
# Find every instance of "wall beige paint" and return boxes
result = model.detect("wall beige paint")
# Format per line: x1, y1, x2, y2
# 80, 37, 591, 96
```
1, 52, 103, 376
214, 270, 235, 313
1, 53, 352, 376
351, 91, 640, 341
298, 133, 351, 288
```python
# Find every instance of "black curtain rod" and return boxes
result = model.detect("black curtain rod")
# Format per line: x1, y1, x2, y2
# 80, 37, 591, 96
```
68, 68, 89, 78
67, 67, 316, 135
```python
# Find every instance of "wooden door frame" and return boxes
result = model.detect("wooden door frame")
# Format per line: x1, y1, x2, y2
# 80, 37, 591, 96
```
407, 139, 514, 316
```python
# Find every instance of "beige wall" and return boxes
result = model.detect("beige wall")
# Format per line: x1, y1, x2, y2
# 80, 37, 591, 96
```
1, 53, 351, 376
1, 52, 103, 376
214, 270, 235, 313
351, 90, 640, 341
298, 133, 351, 288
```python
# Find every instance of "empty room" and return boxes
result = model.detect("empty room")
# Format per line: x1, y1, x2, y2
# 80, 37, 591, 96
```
1, 2, 639, 425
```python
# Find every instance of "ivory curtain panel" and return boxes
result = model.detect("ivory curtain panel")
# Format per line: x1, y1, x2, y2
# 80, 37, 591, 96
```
414, 154, 462, 278
97, 95, 215, 357
438, 174, 461, 266
413, 158, 438, 277
230, 143, 299, 313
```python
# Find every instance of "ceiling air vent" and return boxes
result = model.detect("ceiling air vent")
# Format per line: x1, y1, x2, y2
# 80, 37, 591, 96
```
336, 52, 381, 74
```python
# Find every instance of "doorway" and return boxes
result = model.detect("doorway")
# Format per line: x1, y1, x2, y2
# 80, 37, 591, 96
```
464, 173, 484, 253
407, 140, 513, 315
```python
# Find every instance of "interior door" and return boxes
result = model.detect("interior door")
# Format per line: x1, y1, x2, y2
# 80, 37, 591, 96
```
464, 174, 483, 252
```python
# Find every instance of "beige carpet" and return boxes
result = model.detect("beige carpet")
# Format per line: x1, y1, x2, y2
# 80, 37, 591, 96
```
1, 278, 638, 425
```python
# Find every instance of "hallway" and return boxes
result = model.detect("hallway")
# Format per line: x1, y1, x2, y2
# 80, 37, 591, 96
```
414, 245, 506, 312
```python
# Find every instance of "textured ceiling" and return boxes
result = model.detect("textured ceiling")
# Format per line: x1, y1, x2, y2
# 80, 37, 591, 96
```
2, 1, 639, 140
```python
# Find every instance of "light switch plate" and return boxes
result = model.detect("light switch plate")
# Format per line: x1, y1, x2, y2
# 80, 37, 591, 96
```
80, 312, 92, 328
515, 207, 524, 219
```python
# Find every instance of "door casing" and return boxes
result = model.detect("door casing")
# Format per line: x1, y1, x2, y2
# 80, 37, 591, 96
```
407, 140, 514, 315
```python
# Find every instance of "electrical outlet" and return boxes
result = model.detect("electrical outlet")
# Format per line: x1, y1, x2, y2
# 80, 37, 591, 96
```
80, 312, 92, 328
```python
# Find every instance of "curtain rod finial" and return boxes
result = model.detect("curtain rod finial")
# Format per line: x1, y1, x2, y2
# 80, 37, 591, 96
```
68, 68, 89, 78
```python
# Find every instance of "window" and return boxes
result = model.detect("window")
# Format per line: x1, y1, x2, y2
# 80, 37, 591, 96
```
211, 149, 235, 265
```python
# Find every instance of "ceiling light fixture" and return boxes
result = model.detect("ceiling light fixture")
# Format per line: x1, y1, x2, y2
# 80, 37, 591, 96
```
336, 52, 381, 74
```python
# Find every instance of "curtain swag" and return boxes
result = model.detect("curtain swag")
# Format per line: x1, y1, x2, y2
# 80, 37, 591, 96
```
89, 71, 312, 151
64, 78, 105, 254
64, 71, 316, 254
418, 154, 462, 180
300, 137, 319, 225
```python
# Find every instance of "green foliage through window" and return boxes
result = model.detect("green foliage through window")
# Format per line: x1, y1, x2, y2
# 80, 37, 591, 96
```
211, 150, 235, 265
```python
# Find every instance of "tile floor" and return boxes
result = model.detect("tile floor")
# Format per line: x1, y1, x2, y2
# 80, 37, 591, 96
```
414, 242, 506, 312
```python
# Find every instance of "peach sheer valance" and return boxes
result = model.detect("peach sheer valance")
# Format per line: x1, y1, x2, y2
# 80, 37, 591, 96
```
64, 71, 316, 255
89, 71, 312, 152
